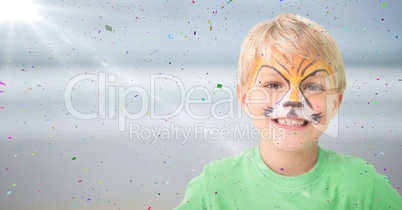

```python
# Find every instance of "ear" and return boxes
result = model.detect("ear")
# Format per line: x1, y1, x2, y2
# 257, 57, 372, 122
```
329, 92, 343, 120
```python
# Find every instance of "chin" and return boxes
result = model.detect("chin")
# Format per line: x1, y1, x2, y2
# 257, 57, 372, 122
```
257, 120, 323, 152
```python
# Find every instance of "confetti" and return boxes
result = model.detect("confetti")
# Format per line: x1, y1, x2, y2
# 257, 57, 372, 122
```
201, 98, 205, 101
8, 136, 12, 140
6, 191, 12, 195
381, 3, 386, 7
0, 81, 5, 86
217, 84, 223, 88
372, 101, 378, 105
72, 157, 77, 160
105, 25, 112, 32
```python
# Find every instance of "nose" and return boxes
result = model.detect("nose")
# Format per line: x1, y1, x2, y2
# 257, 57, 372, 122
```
283, 101, 302, 109
289, 86, 300, 102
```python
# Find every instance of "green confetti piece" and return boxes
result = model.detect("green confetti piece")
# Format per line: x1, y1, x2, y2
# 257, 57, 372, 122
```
381, 3, 386, 7
7, 191, 12, 195
217, 83, 222, 88
72, 157, 77, 160
201, 98, 205, 101
373, 100, 378, 104
105, 25, 112, 32
294, 132, 297, 135
11, 184, 17, 187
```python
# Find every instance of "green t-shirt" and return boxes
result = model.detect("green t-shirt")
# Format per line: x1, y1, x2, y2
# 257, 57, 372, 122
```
174, 146, 402, 209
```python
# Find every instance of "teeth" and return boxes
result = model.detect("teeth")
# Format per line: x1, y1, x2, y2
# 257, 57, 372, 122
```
276, 118, 306, 126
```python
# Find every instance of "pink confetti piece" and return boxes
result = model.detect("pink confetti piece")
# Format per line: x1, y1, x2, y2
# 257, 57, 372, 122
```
8, 136, 12, 140
0, 81, 5, 86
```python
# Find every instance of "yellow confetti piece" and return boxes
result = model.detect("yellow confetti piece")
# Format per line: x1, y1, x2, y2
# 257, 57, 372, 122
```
210, 26, 212, 31
83, 167, 89, 172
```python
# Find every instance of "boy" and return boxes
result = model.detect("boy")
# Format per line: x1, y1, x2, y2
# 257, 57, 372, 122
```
174, 13, 402, 209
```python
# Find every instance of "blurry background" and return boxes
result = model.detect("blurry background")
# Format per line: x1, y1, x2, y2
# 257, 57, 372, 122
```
0, 0, 401, 209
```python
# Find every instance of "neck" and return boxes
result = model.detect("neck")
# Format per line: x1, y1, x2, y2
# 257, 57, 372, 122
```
259, 142, 319, 176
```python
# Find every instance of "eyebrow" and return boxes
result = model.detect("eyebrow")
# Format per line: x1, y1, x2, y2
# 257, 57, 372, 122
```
303, 69, 329, 78
253, 65, 290, 86
299, 69, 329, 86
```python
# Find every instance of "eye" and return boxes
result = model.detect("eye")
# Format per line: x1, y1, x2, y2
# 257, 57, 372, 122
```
266, 83, 282, 90
304, 84, 322, 91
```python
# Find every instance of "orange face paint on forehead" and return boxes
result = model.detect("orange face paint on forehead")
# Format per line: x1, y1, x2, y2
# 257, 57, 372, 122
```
248, 54, 335, 91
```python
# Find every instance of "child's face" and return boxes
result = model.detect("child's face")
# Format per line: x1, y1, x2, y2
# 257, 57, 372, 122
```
238, 54, 343, 151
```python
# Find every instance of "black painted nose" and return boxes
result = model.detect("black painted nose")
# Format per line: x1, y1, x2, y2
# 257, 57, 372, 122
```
283, 101, 302, 108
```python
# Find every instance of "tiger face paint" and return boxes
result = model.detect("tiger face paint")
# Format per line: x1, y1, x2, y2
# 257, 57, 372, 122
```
244, 54, 338, 129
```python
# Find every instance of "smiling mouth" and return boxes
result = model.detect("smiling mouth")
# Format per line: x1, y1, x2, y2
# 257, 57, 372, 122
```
272, 118, 309, 127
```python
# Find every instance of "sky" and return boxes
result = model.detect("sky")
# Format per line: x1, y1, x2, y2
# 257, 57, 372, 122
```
0, 0, 401, 69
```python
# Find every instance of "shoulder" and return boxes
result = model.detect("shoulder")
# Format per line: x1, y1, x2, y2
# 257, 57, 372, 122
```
321, 147, 376, 174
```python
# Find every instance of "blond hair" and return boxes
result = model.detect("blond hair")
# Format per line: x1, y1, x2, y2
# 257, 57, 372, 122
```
238, 13, 346, 92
